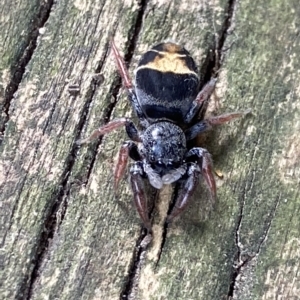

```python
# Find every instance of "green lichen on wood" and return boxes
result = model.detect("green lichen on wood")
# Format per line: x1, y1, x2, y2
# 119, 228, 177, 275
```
221, 0, 300, 298
1, 0, 299, 299
137, 0, 300, 299
0, 0, 141, 298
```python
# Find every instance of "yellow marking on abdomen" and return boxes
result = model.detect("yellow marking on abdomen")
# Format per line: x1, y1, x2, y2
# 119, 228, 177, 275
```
137, 51, 198, 76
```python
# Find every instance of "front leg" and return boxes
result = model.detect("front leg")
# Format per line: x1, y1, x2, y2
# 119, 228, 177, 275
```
114, 141, 141, 189
111, 39, 149, 127
167, 163, 200, 223
77, 117, 141, 144
167, 147, 216, 223
130, 162, 152, 230
186, 147, 216, 200
184, 78, 217, 124
185, 110, 249, 140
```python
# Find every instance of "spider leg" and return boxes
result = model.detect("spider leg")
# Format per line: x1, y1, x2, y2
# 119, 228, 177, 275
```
111, 39, 132, 90
167, 147, 216, 223
111, 39, 149, 127
114, 141, 141, 189
185, 110, 248, 140
77, 117, 141, 145
208, 110, 250, 126
166, 163, 200, 223
130, 162, 152, 230
184, 78, 217, 124
186, 147, 216, 200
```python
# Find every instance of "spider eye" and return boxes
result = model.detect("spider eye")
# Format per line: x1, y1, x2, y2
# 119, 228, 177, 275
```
149, 155, 155, 162
167, 161, 173, 166
157, 160, 163, 166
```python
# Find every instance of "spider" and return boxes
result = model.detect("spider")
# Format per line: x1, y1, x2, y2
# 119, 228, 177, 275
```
78, 40, 247, 230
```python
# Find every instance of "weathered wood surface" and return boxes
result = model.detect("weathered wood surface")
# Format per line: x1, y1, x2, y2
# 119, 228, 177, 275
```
1, 0, 299, 299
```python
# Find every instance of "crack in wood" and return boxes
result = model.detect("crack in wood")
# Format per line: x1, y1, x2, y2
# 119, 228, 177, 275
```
17, 0, 244, 297
120, 231, 152, 300
21, 0, 149, 297
154, 183, 180, 267
115, 1, 152, 298
227, 125, 258, 297
156, 0, 240, 272
21, 41, 110, 300
228, 188, 246, 298
19, 6, 119, 300
80, 0, 149, 185
228, 193, 280, 298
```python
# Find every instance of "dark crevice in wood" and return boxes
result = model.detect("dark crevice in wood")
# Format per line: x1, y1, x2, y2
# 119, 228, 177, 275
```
22, 40, 110, 300
22, 11, 110, 298
155, 183, 180, 267
0, 0, 55, 141
112, 1, 150, 299
78, 43, 116, 184
82, 75, 122, 182
152, 218, 170, 269
227, 128, 257, 298
213, 0, 237, 75
82, 0, 148, 184
155, 219, 169, 267
21, 0, 149, 298
22, 145, 84, 299
120, 230, 152, 300
120, 186, 157, 299
228, 256, 252, 298
202, 0, 237, 83
228, 193, 280, 298
23, 189, 67, 300
157, 0, 238, 265
228, 190, 244, 298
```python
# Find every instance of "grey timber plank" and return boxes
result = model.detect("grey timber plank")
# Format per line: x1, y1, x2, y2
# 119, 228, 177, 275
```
0, 0, 53, 131
138, 0, 300, 299
2, 0, 299, 299
222, 0, 300, 299
1, 0, 142, 299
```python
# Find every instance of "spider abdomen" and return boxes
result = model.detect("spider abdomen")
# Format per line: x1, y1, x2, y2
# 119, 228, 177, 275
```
135, 42, 200, 123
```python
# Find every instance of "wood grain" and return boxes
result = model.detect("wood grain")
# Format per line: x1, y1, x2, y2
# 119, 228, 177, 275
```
0, 0, 299, 299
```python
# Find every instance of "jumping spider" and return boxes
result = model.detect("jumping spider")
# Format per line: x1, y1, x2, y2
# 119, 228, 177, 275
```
78, 40, 247, 230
